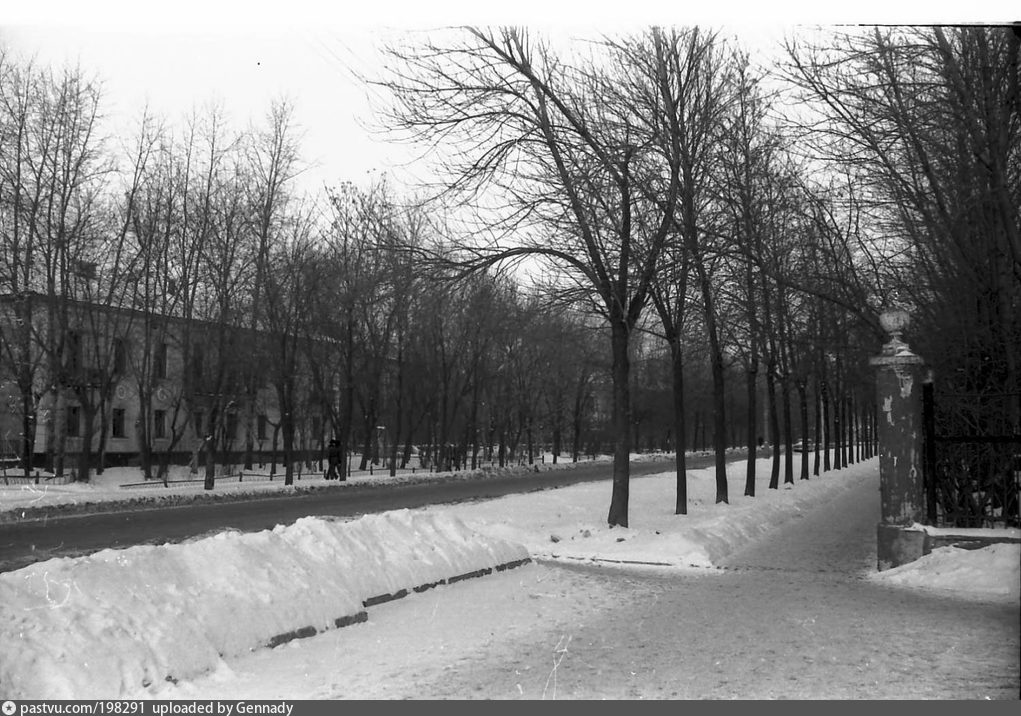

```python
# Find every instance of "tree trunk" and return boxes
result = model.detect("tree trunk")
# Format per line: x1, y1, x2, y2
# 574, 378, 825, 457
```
469, 373, 480, 471
798, 379, 810, 480
51, 392, 65, 478
606, 318, 632, 528
853, 394, 861, 463
833, 366, 843, 470
244, 418, 254, 471
526, 413, 535, 465
338, 313, 355, 479
17, 296, 36, 477
359, 410, 374, 471
390, 353, 405, 478
552, 424, 561, 465
671, 339, 688, 514
20, 390, 35, 477
571, 380, 585, 463
266, 423, 276, 475
745, 358, 758, 497
137, 389, 153, 481
821, 374, 831, 472
839, 388, 848, 469
204, 419, 217, 490
282, 411, 295, 486
813, 376, 822, 476
766, 364, 781, 490
78, 401, 96, 483
782, 375, 794, 485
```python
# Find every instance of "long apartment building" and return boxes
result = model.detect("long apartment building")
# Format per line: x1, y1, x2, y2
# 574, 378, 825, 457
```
0, 292, 327, 469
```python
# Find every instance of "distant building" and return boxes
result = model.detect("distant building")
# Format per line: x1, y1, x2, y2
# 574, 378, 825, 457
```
0, 292, 327, 472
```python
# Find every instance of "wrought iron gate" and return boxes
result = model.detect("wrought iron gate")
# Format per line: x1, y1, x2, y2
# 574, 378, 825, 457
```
922, 383, 1021, 528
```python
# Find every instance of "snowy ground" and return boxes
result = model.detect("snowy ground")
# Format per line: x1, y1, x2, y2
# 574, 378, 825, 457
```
0, 452, 626, 520
1, 454, 1018, 699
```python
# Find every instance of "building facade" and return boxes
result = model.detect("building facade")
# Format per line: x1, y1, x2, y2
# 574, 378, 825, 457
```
0, 292, 327, 473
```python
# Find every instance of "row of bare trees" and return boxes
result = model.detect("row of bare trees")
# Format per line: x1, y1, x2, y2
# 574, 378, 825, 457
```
375, 27, 898, 526
375, 24, 1018, 527
0, 52, 107, 480
0, 49, 616, 486
2, 26, 1014, 529
782, 26, 1020, 416
309, 182, 612, 479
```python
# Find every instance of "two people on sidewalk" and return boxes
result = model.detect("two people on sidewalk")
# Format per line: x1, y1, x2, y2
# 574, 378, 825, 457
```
326, 438, 346, 481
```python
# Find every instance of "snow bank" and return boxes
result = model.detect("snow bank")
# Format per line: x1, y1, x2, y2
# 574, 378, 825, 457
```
456, 456, 874, 568
871, 543, 1021, 599
909, 522, 1021, 542
0, 510, 528, 699
5, 454, 1014, 700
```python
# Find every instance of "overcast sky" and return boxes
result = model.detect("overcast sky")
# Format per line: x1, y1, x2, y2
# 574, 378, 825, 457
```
1, 1, 1013, 196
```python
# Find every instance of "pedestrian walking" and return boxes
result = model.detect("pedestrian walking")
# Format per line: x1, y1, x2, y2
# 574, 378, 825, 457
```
326, 438, 344, 481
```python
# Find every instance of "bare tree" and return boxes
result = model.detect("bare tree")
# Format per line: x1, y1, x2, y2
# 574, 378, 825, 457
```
783, 25, 1020, 421
647, 28, 737, 507
244, 99, 302, 478
377, 26, 687, 526
181, 105, 251, 489
0, 55, 107, 479
260, 204, 318, 486
0, 51, 47, 476
714, 50, 777, 497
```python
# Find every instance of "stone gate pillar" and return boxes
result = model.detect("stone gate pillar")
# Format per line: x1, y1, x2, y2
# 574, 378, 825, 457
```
870, 308, 927, 571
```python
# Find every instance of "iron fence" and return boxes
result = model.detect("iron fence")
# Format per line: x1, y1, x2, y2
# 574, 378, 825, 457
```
922, 384, 1020, 528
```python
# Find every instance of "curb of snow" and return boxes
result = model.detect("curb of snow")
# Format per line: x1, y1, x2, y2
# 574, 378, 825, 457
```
544, 554, 680, 568
0, 511, 531, 699
263, 557, 533, 650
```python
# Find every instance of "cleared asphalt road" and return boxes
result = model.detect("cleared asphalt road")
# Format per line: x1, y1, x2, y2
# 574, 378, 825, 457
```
0, 455, 718, 573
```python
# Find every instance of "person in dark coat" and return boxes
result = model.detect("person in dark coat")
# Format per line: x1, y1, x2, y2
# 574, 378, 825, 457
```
326, 438, 343, 481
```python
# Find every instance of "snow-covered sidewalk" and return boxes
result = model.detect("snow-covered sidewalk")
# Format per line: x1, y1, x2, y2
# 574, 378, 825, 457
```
1, 455, 1018, 699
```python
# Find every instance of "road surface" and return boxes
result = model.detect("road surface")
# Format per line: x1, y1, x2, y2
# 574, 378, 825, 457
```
0, 455, 721, 573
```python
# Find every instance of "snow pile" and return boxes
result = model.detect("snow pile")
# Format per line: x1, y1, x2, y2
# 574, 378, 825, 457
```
0, 510, 528, 699
908, 522, 1021, 543
3, 454, 1017, 700
456, 456, 871, 568
871, 543, 1021, 599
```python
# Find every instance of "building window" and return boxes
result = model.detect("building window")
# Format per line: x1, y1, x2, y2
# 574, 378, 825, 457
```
154, 342, 167, 380
112, 408, 126, 438
190, 344, 203, 387
65, 331, 82, 374
225, 412, 238, 442
66, 405, 81, 437
257, 414, 268, 441
154, 409, 166, 439
113, 338, 127, 375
